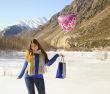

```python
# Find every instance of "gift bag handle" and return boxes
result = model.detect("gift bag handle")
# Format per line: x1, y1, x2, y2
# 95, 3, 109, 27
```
60, 56, 65, 62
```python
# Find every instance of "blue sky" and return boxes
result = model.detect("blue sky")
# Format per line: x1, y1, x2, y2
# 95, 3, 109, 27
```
0, 0, 73, 29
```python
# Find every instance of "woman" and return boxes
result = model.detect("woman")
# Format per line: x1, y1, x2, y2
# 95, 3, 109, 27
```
17, 39, 63, 94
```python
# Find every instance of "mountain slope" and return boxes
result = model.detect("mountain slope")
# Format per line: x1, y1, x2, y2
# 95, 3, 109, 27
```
36, 0, 110, 50
0, 25, 31, 36
15, 0, 110, 51
0, 17, 48, 37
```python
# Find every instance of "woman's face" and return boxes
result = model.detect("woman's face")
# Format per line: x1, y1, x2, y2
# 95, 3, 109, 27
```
31, 43, 38, 52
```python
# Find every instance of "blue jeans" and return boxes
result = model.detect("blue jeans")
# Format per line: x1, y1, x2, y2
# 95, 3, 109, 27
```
25, 77, 46, 94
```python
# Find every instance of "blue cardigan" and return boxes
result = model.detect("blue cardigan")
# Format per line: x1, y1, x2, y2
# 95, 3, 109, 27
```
18, 53, 59, 79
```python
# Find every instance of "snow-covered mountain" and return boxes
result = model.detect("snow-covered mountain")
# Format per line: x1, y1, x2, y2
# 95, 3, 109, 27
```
0, 25, 31, 36
18, 17, 47, 28
0, 17, 48, 36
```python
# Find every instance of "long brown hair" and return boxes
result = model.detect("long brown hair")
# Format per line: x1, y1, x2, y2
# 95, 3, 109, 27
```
26, 39, 48, 62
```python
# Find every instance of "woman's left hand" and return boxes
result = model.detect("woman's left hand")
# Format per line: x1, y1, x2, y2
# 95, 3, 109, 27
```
17, 77, 20, 79
58, 53, 64, 57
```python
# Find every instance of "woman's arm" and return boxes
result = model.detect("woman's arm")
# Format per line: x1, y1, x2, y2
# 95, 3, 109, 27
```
18, 60, 28, 78
45, 54, 59, 66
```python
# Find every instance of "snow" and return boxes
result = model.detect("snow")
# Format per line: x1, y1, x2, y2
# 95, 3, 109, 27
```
18, 17, 48, 28
0, 51, 110, 94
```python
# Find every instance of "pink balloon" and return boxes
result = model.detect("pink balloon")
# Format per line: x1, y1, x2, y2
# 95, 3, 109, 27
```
58, 13, 76, 32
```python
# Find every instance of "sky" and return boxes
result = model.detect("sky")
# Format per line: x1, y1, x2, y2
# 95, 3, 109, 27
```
0, 0, 73, 29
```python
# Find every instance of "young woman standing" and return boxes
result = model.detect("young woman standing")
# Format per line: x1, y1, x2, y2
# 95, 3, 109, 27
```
17, 39, 63, 94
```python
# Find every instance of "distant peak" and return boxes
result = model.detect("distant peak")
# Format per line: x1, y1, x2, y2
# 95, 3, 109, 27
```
18, 17, 48, 28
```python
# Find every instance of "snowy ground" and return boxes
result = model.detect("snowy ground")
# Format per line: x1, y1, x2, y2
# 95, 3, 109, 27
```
0, 51, 110, 94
